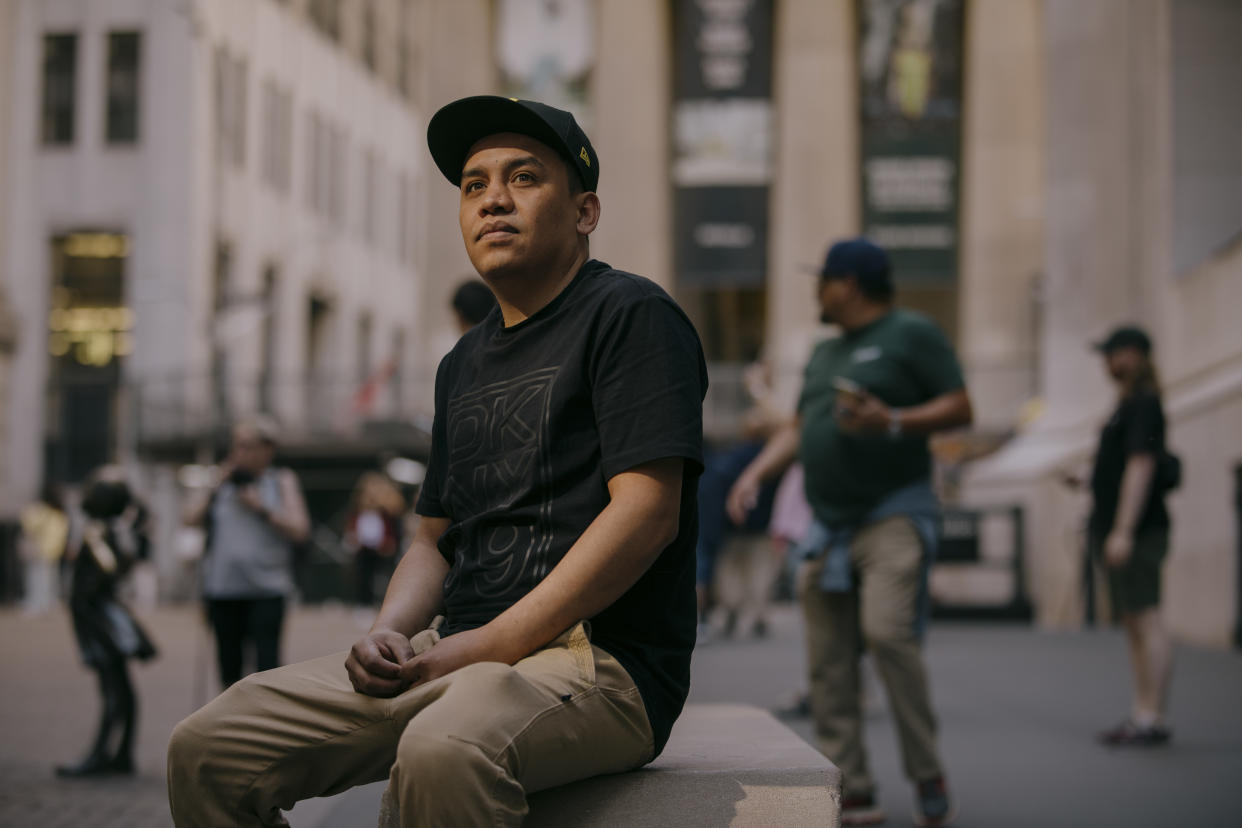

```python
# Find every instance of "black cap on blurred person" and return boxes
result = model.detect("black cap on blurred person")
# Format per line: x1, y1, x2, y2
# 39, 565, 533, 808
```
1093, 325, 1152, 355
452, 279, 497, 328
427, 96, 599, 192
818, 237, 894, 300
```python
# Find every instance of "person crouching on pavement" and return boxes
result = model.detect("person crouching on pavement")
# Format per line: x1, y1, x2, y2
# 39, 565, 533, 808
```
167, 95, 707, 826
727, 238, 971, 827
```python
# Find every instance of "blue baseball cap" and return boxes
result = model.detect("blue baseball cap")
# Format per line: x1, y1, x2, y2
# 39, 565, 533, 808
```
817, 237, 893, 294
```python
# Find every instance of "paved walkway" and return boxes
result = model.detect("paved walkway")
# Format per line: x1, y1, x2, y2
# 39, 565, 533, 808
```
2, 603, 1240, 826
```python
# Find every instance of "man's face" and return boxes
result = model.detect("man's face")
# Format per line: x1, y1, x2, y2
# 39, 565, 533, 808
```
1104, 346, 1144, 383
229, 427, 273, 472
817, 274, 853, 325
458, 133, 584, 281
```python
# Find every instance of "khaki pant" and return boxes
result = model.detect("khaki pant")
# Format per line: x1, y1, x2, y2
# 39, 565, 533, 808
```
798, 516, 943, 797
167, 622, 653, 827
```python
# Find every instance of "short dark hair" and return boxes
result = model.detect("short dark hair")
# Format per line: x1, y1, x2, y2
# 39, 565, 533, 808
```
452, 280, 497, 326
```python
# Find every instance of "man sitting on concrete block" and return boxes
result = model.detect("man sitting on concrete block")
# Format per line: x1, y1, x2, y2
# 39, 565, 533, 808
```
167, 96, 708, 826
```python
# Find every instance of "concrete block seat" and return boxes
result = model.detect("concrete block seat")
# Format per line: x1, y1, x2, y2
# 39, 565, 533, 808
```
526, 703, 842, 827
298, 703, 840, 827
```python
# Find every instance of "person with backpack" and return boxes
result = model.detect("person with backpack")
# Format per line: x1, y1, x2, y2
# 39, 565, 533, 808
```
57, 467, 157, 777
1088, 325, 1178, 746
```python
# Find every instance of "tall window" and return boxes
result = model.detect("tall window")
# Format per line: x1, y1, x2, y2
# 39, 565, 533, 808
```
261, 80, 293, 194
306, 112, 346, 225
361, 0, 377, 73
259, 266, 279, 413
356, 313, 373, 387
328, 124, 347, 226
397, 172, 410, 264
215, 48, 247, 169
390, 328, 405, 410
362, 149, 378, 243
1172, 0, 1242, 272
396, 1, 413, 98
105, 32, 141, 144
41, 34, 77, 145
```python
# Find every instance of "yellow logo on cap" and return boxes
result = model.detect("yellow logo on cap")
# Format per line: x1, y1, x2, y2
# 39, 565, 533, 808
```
580, 147, 591, 167
509, 97, 518, 102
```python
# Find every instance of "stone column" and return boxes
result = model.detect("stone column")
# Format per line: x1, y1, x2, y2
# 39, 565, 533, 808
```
765, 0, 858, 409
591, 0, 673, 291
956, 0, 1044, 431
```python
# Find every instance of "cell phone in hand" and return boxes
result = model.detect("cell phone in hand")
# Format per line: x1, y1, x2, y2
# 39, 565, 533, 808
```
832, 376, 865, 404
228, 467, 256, 487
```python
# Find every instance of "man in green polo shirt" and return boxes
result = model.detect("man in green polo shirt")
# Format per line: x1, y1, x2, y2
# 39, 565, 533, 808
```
728, 238, 972, 827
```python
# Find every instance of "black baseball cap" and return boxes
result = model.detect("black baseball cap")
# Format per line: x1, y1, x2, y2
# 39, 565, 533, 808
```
1093, 325, 1152, 354
817, 237, 892, 291
427, 95, 599, 192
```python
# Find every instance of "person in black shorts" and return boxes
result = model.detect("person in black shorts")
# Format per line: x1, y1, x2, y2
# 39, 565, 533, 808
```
1088, 325, 1175, 746
168, 96, 708, 826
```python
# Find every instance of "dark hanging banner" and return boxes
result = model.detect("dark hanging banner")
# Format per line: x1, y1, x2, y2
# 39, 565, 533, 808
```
857, 0, 965, 283
672, 0, 774, 287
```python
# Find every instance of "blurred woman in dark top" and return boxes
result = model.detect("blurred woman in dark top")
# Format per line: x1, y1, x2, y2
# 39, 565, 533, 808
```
1088, 326, 1175, 747
344, 472, 405, 608
58, 468, 157, 778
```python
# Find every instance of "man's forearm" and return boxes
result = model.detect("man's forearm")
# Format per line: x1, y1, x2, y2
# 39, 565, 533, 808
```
893, 389, 973, 435
747, 421, 800, 483
482, 459, 683, 663
182, 488, 213, 527
372, 538, 449, 637
1113, 454, 1156, 535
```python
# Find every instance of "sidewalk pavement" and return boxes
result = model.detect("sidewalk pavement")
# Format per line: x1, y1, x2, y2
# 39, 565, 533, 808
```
2, 602, 1240, 827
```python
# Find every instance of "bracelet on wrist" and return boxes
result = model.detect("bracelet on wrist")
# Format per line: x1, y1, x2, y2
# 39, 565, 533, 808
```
887, 408, 903, 439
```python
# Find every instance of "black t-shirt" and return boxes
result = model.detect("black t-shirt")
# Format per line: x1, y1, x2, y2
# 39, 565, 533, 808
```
415, 259, 708, 757
1089, 391, 1170, 535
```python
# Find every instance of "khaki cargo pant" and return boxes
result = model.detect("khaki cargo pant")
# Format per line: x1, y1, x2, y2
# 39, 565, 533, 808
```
798, 516, 944, 798
167, 622, 653, 827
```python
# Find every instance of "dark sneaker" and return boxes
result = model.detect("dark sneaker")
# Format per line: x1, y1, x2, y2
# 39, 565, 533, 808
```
1098, 719, 1171, 747
841, 792, 887, 826
913, 777, 956, 826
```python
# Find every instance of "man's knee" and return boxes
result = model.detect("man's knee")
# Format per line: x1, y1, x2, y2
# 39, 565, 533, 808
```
167, 676, 262, 790
394, 662, 523, 771
860, 613, 917, 655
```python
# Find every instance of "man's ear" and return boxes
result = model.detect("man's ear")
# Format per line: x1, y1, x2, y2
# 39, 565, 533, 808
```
575, 192, 601, 236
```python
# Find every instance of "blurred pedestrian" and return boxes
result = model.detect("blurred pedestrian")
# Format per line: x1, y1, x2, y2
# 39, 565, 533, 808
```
183, 417, 310, 689
18, 482, 68, 615
1088, 326, 1176, 746
728, 238, 972, 826
57, 467, 157, 778
451, 278, 498, 335
696, 363, 784, 639
344, 472, 405, 608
